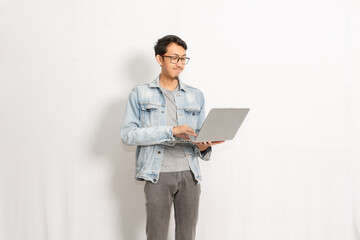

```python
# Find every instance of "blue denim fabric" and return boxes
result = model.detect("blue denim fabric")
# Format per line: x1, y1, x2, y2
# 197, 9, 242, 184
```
120, 75, 212, 183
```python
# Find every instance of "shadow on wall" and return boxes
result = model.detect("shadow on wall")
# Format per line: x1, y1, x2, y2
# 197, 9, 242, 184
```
92, 55, 155, 240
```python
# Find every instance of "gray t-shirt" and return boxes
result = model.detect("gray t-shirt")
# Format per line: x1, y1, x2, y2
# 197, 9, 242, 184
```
160, 85, 190, 172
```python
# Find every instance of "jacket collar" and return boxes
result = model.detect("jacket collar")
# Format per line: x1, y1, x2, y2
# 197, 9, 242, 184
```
149, 74, 187, 92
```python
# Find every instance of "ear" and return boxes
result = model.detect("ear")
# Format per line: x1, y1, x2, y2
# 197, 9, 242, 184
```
155, 54, 163, 66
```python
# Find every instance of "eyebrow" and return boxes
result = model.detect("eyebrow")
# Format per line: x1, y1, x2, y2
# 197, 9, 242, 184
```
171, 53, 187, 56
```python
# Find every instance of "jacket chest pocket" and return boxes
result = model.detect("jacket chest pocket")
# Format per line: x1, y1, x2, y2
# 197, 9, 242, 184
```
184, 106, 201, 130
140, 103, 160, 127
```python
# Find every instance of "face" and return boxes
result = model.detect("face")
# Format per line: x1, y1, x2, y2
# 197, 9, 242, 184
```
156, 42, 186, 79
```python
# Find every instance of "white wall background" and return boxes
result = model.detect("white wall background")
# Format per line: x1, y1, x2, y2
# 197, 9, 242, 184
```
1, 0, 359, 239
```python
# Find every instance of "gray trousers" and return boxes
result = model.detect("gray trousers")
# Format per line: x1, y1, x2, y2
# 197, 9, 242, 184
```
144, 170, 201, 240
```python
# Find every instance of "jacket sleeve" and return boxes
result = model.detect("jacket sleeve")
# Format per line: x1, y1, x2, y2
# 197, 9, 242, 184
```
193, 91, 212, 160
120, 89, 176, 146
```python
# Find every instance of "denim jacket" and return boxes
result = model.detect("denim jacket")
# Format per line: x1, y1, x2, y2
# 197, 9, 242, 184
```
120, 75, 212, 183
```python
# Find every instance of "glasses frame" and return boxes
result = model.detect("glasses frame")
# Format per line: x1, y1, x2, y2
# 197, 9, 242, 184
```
162, 55, 190, 65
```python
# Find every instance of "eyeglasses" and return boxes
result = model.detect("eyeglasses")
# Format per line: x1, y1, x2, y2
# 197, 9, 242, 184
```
162, 55, 190, 65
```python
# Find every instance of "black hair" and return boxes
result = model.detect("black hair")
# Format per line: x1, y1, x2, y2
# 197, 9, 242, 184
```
154, 35, 187, 56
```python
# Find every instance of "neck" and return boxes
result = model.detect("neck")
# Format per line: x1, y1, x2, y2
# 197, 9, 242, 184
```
159, 73, 179, 90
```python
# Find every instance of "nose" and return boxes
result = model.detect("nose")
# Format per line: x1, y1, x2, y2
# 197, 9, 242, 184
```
176, 60, 184, 67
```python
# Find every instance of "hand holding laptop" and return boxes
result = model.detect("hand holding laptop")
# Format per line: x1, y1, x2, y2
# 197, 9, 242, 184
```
192, 140, 225, 151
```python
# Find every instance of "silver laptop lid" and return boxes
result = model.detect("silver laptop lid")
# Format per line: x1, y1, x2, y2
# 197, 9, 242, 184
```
193, 108, 250, 143
171, 108, 250, 143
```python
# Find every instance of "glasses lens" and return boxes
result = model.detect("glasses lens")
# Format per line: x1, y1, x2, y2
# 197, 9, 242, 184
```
170, 56, 179, 64
166, 56, 190, 64
177, 57, 189, 65
183, 57, 190, 64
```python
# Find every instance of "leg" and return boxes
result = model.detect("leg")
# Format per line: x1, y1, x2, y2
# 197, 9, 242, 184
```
174, 171, 201, 240
144, 172, 177, 240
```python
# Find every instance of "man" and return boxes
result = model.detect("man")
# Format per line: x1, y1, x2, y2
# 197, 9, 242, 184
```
120, 35, 224, 240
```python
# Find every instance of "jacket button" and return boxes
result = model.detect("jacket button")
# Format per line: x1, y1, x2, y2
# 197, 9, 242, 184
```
161, 110, 164, 113
158, 151, 161, 154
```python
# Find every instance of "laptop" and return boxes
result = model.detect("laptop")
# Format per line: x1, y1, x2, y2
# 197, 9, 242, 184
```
170, 108, 250, 143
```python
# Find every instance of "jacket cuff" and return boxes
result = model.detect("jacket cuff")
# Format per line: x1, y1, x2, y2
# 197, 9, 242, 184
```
161, 126, 176, 146
194, 145, 212, 160
166, 126, 175, 141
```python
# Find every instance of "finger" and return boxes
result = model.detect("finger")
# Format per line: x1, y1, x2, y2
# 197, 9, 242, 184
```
178, 134, 190, 140
185, 130, 197, 137
182, 134, 190, 140
178, 127, 196, 136
182, 125, 197, 136
186, 128, 197, 136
